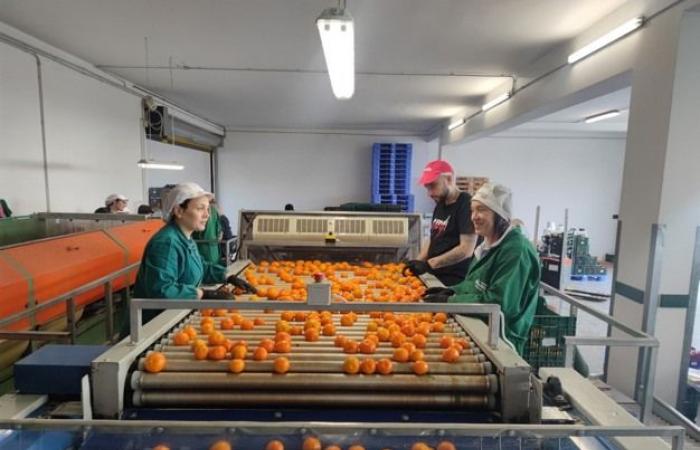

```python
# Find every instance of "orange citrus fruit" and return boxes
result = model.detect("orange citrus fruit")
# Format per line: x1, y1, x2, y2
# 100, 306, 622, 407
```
144, 352, 166, 373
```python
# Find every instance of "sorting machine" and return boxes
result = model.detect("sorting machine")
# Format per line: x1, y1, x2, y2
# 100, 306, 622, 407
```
1, 212, 677, 450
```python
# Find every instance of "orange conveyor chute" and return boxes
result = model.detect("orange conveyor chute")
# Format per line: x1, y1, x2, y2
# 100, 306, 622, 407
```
0, 219, 163, 327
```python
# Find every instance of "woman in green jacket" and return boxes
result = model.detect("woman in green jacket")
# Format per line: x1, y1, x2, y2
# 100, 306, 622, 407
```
424, 183, 540, 355
133, 182, 251, 325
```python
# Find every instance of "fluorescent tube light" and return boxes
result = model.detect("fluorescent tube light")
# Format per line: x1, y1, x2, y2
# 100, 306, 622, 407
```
584, 110, 621, 124
448, 118, 465, 131
568, 17, 643, 64
482, 92, 511, 112
317, 7, 355, 99
137, 159, 184, 170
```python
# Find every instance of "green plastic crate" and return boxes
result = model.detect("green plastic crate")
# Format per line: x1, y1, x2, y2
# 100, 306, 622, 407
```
522, 304, 576, 370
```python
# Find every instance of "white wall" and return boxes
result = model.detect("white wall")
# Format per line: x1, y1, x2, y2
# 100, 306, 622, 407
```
0, 43, 46, 214
443, 136, 626, 258
217, 132, 439, 231
41, 58, 143, 212
145, 140, 212, 192
0, 40, 145, 214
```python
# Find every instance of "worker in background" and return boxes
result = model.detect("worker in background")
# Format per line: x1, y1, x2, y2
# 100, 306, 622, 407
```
95, 194, 130, 213
284, 203, 294, 211
423, 183, 540, 355
218, 209, 235, 264
132, 182, 253, 325
193, 197, 222, 265
137, 204, 154, 215
404, 160, 477, 285
0, 199, 11, 218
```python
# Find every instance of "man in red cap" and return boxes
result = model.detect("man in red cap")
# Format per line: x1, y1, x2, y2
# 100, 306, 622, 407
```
405, 160, 477, 285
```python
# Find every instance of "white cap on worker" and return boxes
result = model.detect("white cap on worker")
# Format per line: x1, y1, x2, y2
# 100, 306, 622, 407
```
162, 182, 213, 222
105, 193, 128, 206
472, 183, 513, 221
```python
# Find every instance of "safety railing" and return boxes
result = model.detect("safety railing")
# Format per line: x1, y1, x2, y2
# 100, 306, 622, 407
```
0, 262, 140, 344
0, 419, 685, 450
540, 282, 660, 424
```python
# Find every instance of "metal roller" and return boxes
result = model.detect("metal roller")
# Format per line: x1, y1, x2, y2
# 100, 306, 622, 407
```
132, 390, 496, 410
154, 345, 481, 358
168, 333, 470, 348
153, 350, 487, 364
131, 371, 498, 394
137, 358, 493, 375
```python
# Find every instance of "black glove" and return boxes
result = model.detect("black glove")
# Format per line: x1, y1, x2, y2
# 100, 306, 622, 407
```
423, 287, 455, 297
422, 293, 451, 303
226, 275, 257, 294
201, 287, 235, 300
402, 259, 430, 276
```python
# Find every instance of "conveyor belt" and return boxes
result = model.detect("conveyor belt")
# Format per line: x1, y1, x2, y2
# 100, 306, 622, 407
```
129, 308, 502, 411
133, 391, 496, 409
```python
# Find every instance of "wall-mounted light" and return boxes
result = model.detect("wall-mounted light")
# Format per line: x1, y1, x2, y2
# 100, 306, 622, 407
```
317, 3, 355, 100
568, 17, 643, 64
448, 118, 465, 131
584, 110, 621, 124
482, 92, 511, 112
137, 159, 184, 170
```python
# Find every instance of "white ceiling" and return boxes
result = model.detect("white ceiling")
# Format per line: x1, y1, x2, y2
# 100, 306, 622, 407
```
499, 87, 631, 137
0, 0, 629, 133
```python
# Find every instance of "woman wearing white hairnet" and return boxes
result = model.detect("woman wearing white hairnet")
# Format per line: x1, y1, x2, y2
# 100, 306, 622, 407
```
133, 182, 253, 324
423, 183, 541, 355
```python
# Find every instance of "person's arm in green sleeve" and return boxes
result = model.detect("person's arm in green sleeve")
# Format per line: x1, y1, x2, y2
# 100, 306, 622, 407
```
201, 258, 227, 284
142, 242, 200, 298
448, 277, 471, 295
449, 250, 532, 320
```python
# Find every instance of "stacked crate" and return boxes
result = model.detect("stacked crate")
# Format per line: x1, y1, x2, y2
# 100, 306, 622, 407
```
371, 143, 414, 212
456, 176, 489, 195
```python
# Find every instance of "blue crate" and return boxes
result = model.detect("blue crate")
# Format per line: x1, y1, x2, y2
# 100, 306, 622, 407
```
372, 143, 413, 199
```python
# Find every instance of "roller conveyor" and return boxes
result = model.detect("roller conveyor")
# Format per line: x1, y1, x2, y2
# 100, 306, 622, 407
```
88, 252, 532, 422
132, 391, 496, 409
128, 308, 503, 413
131, 372, 498, 394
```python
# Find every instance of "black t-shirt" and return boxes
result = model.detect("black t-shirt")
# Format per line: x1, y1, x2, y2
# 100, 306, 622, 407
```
427, 192, 475, 285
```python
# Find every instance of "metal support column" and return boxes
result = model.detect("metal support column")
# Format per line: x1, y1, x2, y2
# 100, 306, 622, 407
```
635, 224, 664, 422
533, 205, 541, 245
676, 226, 700, 410
104, 281, 114, 343
603, 218, 622, 382
66, 297, 77, 345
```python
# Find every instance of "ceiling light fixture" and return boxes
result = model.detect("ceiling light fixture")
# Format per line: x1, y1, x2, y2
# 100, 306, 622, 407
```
584, 110, 621, 124
482, 92, 511, 112
316, 1, 355, 99
448, 118, 465, 131
568, 17, 644, 64
137, 159, 184, 170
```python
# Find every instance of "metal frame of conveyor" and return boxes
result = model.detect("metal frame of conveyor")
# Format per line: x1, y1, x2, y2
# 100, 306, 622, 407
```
0, 418, 684, 450
88, 298, 541, 423
237, 210, 423, 263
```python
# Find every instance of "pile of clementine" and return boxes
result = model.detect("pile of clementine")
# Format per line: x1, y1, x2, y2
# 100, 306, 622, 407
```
240, 260, 426, 303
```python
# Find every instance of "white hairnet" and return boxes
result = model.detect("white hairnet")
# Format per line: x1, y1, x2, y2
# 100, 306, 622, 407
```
472, 183, 512, 221
162, 182, 213, 222
105, 193, 128, 206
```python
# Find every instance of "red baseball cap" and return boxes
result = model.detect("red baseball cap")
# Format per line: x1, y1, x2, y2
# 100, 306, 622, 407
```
418, 160, 454, 185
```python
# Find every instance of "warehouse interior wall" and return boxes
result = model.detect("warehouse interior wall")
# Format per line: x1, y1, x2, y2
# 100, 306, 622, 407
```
0, 39, 145, 215
145, 140, 213, 194
217, 131, 439, 232
0, 42, 46, 214
443, 136, 626, 258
